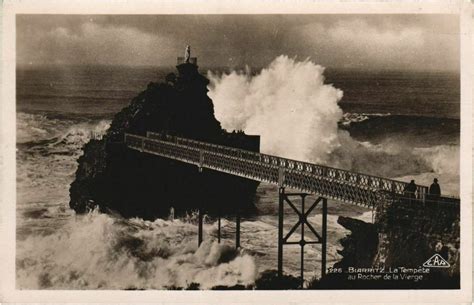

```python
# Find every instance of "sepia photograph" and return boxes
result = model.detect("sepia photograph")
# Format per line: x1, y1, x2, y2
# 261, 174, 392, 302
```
1, 0, 472, 303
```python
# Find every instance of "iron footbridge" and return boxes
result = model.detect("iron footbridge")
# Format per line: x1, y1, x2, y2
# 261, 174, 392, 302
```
124, 131, 459, 285
125, 131, 429, 207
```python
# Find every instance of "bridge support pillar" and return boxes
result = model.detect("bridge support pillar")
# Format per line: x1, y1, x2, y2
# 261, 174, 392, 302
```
322, 198, 327, 278
217, 212, 221, 243
236, 212, 241, 249
198, 208, 203, 247
277, 188, 328, 287
278, 187, 285, 277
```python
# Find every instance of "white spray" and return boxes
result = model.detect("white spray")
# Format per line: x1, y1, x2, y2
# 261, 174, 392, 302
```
208, 55, 344, 163
207, 56, 459, 195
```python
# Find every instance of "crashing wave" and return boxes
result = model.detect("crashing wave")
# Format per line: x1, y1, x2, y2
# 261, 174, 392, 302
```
17, 112, 110, 150
208, 57, 459, 195
339, 112, 392, 126
16, 209, 258, 289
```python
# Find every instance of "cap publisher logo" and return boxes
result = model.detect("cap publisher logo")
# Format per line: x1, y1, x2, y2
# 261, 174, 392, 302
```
423, 254, 450, 268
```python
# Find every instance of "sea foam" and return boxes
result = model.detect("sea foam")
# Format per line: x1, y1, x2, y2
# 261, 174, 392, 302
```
16, 210, 259, 289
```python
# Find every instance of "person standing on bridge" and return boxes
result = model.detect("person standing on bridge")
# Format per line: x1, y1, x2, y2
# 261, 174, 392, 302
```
429, 178, 441, 198
404, 180, 417, 199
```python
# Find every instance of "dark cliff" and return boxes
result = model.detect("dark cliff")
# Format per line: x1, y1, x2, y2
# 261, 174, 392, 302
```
372, 193, 460, 281
69, 63, 260, 219
312, 193, 460, 289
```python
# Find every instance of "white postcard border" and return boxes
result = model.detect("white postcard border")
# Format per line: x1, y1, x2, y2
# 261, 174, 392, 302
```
1, 0, 472, 303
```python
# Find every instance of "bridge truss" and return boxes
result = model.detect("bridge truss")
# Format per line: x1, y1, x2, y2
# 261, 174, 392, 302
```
125, 131, 429, 207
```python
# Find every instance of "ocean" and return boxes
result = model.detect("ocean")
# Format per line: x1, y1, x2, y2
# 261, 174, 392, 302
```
16, 62, 460, 289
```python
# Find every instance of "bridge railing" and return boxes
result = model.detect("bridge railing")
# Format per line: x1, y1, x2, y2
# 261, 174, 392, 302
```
128, 133, 376, 205
145, 131, 429, 199
124, 132, 461, 206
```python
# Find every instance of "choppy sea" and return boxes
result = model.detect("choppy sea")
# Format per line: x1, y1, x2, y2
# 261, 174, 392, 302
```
16, 62, 460, 289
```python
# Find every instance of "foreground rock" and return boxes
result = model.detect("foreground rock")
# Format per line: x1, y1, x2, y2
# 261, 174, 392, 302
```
311, 193, 460, 289
69, 62, 260, 219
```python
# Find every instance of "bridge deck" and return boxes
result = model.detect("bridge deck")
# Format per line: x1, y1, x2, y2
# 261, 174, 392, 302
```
124, 132, 458, 207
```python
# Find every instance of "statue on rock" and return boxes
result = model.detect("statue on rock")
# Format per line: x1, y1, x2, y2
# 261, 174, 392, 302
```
184, 45, 191, 63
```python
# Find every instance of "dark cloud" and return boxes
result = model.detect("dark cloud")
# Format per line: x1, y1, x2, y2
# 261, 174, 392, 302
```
16, 14, 459, 71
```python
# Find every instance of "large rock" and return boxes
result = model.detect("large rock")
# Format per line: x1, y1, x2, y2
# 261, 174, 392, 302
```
312, 192, 460, 289
69, 63, 260, 219
372, 192, 460, 280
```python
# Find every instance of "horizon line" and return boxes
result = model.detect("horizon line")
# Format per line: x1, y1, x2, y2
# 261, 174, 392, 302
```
15, 63, 460, 74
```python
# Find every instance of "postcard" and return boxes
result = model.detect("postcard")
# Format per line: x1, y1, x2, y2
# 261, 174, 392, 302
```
1, 0, 472, 303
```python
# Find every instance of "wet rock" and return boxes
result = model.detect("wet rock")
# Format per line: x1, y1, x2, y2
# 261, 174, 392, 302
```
322, 192, 460, 289
333, 216, 378, 270
69, 62, 260, 219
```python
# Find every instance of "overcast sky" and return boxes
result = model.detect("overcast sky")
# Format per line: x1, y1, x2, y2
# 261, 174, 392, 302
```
17, 14, 459, 71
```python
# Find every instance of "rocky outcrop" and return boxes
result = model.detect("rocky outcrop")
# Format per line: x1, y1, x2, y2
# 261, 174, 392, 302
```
333, 216, 379, 270
69, 63, 260, 219
313, 192, 460, 289
372, 192, 460, 280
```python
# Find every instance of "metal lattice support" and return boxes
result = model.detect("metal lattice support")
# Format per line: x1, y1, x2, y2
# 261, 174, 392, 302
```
277, 187, 327, 287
